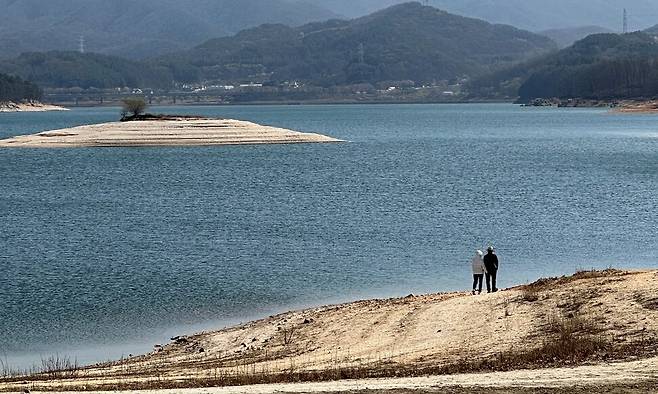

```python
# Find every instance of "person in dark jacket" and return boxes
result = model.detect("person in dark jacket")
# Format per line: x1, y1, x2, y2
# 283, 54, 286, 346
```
483, 246, 499, 293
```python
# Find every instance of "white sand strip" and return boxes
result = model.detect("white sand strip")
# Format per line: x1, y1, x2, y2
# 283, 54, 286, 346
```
0, 102, 68, 112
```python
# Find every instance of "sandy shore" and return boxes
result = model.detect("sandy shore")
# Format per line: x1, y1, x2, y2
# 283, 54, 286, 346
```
0, 117, 342, 147
0, 101, 68, 112
2, 269, 657, 392
612, 100, 658, 113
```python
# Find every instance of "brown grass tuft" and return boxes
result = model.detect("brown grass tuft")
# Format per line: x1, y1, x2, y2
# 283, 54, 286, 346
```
522, 269, 626, 293
520, 287, 540, 302
635, 294, 658, 311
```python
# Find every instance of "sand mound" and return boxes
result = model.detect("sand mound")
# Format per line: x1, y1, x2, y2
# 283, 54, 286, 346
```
0, 118, 342, 147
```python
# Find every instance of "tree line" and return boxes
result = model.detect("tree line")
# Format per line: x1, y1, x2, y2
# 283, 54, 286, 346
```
468, 32, 658, 101
0, 73, 41, 102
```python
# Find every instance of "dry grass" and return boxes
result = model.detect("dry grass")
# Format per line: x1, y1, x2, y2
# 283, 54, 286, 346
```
521, 269, 626, 293
293, 384, 658, 394
39, 354, 80, 379
635, 294, 658, 311
520, 287, 540, 302
281, 326, 297, 346
434, 312, 608, 375
3, 344, 655, 392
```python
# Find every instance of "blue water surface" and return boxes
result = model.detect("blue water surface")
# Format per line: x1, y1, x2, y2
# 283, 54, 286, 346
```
1, 104, 656, 368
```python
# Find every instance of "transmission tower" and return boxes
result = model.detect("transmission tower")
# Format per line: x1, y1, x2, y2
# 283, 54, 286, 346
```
79, 35, 85, 53
358, 42, 365, 64
623, 9, 628, 33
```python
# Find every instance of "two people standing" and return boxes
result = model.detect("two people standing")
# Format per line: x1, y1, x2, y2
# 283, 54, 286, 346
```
471, 246, 499, 294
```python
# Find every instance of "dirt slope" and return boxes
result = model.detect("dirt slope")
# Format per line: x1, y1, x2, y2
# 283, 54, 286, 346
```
2, 270, 657, 392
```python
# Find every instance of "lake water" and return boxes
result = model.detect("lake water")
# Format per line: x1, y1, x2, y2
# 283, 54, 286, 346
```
1, 104, 657, 369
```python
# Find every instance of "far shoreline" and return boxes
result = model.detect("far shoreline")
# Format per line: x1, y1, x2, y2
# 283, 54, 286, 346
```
43, 99, 515, 108
40, 99, 658, 109
0, 101, 68, 112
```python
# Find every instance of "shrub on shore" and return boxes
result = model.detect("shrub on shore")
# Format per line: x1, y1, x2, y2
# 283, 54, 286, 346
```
121, 97, 147, 120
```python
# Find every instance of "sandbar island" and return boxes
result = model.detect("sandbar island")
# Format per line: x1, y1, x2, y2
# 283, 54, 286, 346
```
0, 116, 342, 148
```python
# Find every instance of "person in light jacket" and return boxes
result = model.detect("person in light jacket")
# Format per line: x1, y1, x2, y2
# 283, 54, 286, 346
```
471, 250, 485, 295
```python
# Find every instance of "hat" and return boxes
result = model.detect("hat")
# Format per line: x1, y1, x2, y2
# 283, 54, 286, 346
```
476, 250, 483, 256
487, 246, 494, 252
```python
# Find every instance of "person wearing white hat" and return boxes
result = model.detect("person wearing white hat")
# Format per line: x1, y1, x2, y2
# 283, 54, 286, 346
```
471, 250, 485, 295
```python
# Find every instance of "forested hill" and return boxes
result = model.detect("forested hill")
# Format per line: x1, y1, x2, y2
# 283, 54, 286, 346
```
0, 3, 557, 91
0, 0, 337, 59
158, 2, 556, 86
0, 73, 41, 102
642, 24, 658, 35
302, 0, 658, 32
539, 26, 613, 48
0, 52, 173, 89
468, 32, 658, 101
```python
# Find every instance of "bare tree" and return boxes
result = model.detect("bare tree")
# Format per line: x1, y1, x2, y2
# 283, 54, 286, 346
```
282, 326, 296, 346
121, 97, 147, 120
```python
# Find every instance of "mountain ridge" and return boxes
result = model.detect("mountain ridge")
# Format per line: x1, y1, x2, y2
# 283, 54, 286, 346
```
0, 0, 338, 59
304, 0, 658, 32
539, 26, 614, 48
0, 3, 556, 90
155, 2, 556, 87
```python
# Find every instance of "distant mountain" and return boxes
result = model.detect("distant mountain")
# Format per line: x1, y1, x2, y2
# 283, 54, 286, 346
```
157, 2, 556, 86
0, 73, 41, 102
469, 32, 658, 101
303, 0, 658, 32
0, 52, 173, 89
0, 3, 557, 91
539, 26, 614, 48
642, 24, 658, 36
0, 0, 338, 59
3, 0, 658, 63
